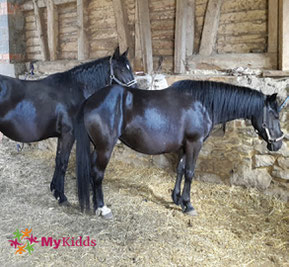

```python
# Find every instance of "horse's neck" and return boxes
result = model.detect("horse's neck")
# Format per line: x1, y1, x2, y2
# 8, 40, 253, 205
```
71, 61, 110, 97
212, 93, 264, 125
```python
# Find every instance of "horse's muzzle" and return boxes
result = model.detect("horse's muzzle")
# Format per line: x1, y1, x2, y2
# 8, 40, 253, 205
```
267, 140, 282, 152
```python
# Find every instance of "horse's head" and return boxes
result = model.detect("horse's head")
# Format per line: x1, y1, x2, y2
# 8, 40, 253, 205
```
252, 93, 285, 151
109, 47, 137, 88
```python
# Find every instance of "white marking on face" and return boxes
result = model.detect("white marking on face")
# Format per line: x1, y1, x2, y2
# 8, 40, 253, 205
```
126, 64, 130, 70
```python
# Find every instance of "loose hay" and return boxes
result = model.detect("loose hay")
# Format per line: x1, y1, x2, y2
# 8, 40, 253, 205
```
0, 137, 289, 266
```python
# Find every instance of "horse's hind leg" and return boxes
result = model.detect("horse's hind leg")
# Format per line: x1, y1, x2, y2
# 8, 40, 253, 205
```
172, 151, 185, 205
91, 147, 115, 219
50, 133, 74, 204
179, 139, 202, 216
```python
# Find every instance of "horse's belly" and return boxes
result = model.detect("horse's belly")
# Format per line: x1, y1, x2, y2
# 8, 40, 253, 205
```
120, 129, 181, 155
1, 118, 56, 143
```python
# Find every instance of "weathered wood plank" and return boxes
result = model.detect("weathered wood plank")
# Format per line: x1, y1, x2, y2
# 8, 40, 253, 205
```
262, 70, 289, 77
188, 53, 277, 70
279, 0, 289, 70
22, 0, 75, 11
47, 0, 58, 61
77, 0, 89, 60
134, 0, 142, 71
174, 0, 188, 73
112, 0, 133, 57
32, 0, 48, 61
136, 0, 153, 73
186, 0, 195, 57
199, 0, 223, 56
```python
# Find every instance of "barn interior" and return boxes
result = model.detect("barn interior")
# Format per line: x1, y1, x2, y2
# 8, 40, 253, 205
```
0, 0, 289, 265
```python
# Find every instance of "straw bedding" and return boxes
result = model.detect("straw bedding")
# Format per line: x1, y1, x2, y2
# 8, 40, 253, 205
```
0, 137, 288, 266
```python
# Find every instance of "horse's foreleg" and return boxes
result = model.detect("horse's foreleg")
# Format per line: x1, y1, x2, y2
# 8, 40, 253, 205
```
172, 152, 185, 205
50, 133, 74, 204
179, 140, 202, 216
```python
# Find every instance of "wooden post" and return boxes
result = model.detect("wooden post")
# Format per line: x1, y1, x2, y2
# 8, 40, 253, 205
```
174, 0, 188, 73
136, 0, 153, 74
268, 0, 278, 54
32, 0, 48, 61
112, 0, 133, 59
77, 0, 89, 60
134, 0, 143, 71
186, 0, 195, 58
199, 0, 223, 56
279, 0, 289, 70
46, 0, 58, 61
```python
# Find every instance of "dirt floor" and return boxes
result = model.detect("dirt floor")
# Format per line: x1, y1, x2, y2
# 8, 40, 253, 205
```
0, 136, 289, 267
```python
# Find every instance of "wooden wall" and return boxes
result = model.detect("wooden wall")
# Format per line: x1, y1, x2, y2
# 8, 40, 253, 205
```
22, 0, 274, 72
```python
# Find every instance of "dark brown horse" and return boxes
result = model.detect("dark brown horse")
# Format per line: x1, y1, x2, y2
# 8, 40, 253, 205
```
0, 47, 136, 205
75, 80, 285, 218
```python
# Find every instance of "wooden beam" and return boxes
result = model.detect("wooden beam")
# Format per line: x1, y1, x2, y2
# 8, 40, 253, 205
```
186, 0, 195, 58
174, 0, 188, 73
262, 70, 289, 77
112, 0, 133, 59
77, 0, 89, 60
187, 53, 277, 70
21, 0, 75, 11
134, 0, 143, 71
32, 0, 48, 61
136, 0, 153, 74
199, 0, 223, 56
47, 0, 58, 61
268, 0, 278, 54
279, 0, 289, 70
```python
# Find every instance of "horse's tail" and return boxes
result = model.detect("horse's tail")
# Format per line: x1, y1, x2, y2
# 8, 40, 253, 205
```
74, 103, 90, 212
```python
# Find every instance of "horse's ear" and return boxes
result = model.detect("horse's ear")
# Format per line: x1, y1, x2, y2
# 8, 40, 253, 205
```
266, 93, 277, 104
113, 46, 120, 59
122, 47, 129, 58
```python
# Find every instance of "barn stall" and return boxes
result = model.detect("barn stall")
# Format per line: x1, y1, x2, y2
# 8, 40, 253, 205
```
0, 0, 289, 265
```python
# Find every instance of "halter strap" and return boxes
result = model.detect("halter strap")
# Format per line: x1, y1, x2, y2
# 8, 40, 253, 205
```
109, 56, 137, 87
262, 106, 284, 143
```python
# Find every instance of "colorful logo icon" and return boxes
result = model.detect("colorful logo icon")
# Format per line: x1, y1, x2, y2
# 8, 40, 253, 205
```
9, 228, 39, 255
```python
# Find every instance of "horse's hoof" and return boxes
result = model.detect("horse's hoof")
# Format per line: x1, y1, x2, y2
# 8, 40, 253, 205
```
185, 209, 198, 216
171, 191, 181, 206
96, 206, 113, 220
59, 200, 70, 207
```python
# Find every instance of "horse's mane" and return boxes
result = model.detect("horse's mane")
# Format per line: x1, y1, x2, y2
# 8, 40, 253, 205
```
46, 56, 110, 91
171, 80, 265, 123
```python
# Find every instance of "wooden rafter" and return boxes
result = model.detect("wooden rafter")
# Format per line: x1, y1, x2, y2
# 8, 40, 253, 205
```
22, 0, 74, 10
279, 0, 289, 70
186, 0, 195, 58
174, 0, 188, 73
77, 0, 89, 60
112, 0, 133, 58
47, 0, 58, 61
268, 0, 278, 54
199, 0, 223, 56
136, 0, 153, 74
32, 0, 48, 61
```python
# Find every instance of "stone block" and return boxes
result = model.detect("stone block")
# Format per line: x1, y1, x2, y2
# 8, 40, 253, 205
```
277, 157, 289, 169
230, 167, 272, 190
253, 155, 275, 168
272, 166, 289, 180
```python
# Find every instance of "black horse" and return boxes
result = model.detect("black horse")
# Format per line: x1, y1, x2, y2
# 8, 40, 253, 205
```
0, 47, 136, 204
75, 80, 285, 218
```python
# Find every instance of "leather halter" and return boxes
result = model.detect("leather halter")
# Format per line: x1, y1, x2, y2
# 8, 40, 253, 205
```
109, 56, 137, 87
261, 106, 284, 143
